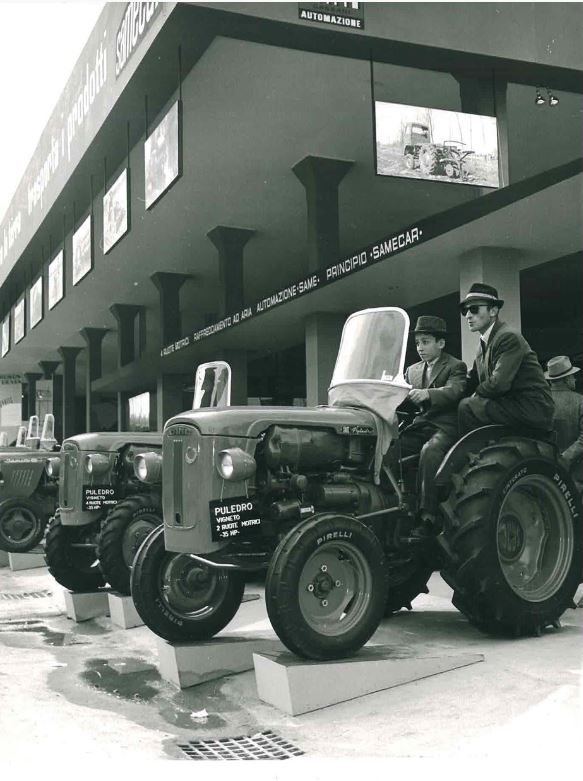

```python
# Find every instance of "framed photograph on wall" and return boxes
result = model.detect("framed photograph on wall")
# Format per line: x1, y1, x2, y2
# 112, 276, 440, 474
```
374, 101, 500, 188
144, 100, 181, 209
103, 168, 129, 253
72, 214, 92, 286
13, 297, 25, 344
1, 316, 9, 357
29, 276, 43, 329
128, 391, 151, 431
48, 249, 64, 310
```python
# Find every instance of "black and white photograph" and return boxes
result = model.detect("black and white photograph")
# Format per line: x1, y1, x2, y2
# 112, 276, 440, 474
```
144, 99, 180, 209
1, 314, 9, 357
0, 1, 581, 769
103, 167, 128, 253
72, 213, 92, 285
48, 249, 64, 309
29, 275, 43, 329
375, 101, 500, 187
13, 296, 25, 344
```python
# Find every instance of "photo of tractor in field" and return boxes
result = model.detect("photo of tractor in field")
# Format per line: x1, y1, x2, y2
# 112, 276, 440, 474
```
130, 308, 581, 661
403, 122, 474, 180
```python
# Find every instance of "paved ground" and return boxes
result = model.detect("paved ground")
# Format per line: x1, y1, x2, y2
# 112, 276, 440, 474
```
0, 553, 582, 767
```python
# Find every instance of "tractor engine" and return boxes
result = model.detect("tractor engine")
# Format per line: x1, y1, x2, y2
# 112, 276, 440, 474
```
258, 425, 389, 526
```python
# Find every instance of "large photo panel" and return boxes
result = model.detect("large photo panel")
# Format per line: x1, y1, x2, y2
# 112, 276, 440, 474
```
48, 249, 64, 310
13, 297, 25, 344
375, 101, 500, 188
103, 168, 129, 253
29, 276, 43, 329
144, 100, 181, 209
72, 214, 92, 285
1, 316, 9, 357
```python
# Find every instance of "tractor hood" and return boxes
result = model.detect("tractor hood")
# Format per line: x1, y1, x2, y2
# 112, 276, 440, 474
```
165, 405, 378, 439
63, 431, 162, 452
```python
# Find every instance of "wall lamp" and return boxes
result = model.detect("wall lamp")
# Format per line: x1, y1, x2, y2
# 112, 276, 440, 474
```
535, 87, 560, 107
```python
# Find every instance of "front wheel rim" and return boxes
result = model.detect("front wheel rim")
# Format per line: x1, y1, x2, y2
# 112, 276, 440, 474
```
1, 507, 39, 544
158, 555, 229, 618
121, 513, 160, 567
497, 475, 574, 602
298, 541, 373, 637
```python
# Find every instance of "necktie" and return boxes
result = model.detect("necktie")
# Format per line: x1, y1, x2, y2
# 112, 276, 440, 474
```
480, 338, 487, 358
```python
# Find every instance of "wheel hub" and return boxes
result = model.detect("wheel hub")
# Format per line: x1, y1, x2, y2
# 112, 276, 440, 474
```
497, 513, 525, 561
2, 508, 37, 542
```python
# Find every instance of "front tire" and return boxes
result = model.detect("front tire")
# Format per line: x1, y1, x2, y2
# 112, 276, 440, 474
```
440, 438, 581, 636
44, 513, 106, 592
265, 514, 388, 660
98, 494, 162, 595
130, 526, 245, 642
0, 497, 48, 553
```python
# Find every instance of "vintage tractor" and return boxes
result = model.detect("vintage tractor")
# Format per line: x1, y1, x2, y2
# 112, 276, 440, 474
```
403, 122, 474, 180
0, 415, 60, 553
131, 308, 581, 660
44, 361, 232, 594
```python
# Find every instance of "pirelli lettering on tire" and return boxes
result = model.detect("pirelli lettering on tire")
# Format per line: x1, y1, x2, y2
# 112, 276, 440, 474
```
316, 530, 353, 546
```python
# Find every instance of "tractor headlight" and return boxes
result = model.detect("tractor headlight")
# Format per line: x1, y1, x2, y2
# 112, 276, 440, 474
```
45, 457, 60, 478
84, 453, 110, 475
134, 451, 163, 483
216, 448, 256, 481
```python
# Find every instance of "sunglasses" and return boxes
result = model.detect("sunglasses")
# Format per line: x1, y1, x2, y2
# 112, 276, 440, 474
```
461, 304, 488, 316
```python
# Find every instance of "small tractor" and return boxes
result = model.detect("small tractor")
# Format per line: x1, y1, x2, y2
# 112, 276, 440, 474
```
130, 308, 581, 660
403, 122, 474, 180
0, 415, 60, 553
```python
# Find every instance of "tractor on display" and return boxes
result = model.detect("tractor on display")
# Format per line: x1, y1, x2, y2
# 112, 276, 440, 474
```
403, 122, 474, 180
44, 361, 231, 594
0, 415, 60, 553
131, 308, 582, 661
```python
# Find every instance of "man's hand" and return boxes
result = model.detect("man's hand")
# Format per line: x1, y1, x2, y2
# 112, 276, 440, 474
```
408, 388, 430, 406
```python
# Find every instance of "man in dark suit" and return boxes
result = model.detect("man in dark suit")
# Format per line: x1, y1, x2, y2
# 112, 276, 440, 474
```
458, 283, 554, 434
389, 315, 467, 536
545, 355, 583, 489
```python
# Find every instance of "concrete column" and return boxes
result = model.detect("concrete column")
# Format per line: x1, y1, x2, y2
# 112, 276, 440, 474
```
459, 246, 522, 366
117, 392, 129, 431
80, 328, 109, 432
57, 347, 82, 438
156, 374, 191, 431
53, 375, 63, 442
207, 226, 256, 318
39, 361, 60, 379
222, 350, 248, 406
151, 272, 192, 348
24, 373, 42, 418
38, 361, 61, 440
110, 304, 146, 367
292, 156, 354, 273
305, 312, 346, 406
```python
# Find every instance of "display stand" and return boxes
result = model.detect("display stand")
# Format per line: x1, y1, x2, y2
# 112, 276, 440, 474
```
253, 646, 484, 715
156, 634, 282, 689
0, 549, 9, 567
107, 592, 143, 629
63, 589, 110, 622
8, 549, 45, 571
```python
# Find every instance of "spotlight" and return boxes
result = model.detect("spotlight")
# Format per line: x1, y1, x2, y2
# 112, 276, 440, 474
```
535, 89, 545, 106
547, 89, 559, 107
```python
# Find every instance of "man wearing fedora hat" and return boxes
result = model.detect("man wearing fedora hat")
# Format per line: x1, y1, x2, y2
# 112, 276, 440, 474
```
546, 355, 583, 486
388, 315, 467, 536
458, 282, 554, 434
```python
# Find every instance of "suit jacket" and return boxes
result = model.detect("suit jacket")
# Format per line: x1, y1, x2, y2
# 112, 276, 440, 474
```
467, 320, 553, 412
551, 386, 583, 465
405, 351, 467, 439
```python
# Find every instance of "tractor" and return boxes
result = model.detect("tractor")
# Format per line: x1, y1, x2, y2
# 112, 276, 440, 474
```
403, 122, 474, 180
130, 308, 581, 660
44, 361, 232, 594
0, 415, 60, 553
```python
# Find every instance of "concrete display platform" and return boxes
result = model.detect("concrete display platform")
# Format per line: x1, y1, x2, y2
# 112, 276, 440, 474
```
63, 589, 110, 622
156, 633, 282, 689
8, 549, 45, 571
107, 592, 143, 629
0, 549, 8, 567
254, 645, 485, 715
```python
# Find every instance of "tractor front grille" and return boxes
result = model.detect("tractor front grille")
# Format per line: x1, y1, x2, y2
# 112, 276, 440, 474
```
12, 468, 35, 490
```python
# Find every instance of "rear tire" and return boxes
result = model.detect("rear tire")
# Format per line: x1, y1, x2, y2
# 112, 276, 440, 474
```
98, 494, 162, 595
440, 438, 581, 636
419, 145, 440, 175
265, 514, 388, 660
0, 497, 48, 553
130, 526, 245, 642
44, 513, 105, 592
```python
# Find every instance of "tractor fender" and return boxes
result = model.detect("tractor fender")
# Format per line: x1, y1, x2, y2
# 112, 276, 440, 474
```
434, 424, 557, 486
